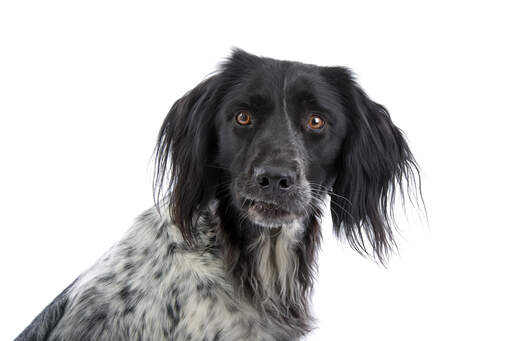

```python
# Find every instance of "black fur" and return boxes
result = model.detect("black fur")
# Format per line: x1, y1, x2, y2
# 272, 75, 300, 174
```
321, 67, 420, 261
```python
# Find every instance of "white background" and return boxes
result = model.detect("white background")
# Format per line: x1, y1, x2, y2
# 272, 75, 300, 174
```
1, 1, 511, 340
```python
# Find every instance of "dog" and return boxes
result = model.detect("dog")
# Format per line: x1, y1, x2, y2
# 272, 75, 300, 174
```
16, 49, 419, 340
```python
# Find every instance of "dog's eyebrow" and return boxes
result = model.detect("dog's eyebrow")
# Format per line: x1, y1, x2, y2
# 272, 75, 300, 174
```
227, 93, 273, 111
288, 89, 327, 112
287, 84, 341, 118
294, 90, 317, 105
248, 94, 271, 107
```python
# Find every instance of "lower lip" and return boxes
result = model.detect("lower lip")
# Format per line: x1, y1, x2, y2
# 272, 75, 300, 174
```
249, 200, 289, 216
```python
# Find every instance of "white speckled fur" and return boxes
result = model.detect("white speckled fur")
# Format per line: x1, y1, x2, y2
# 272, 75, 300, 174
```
46, 206, 305, 340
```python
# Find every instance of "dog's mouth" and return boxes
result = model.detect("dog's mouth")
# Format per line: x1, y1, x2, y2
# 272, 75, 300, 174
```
248, 200, 289, 216
241, 197, 298, 227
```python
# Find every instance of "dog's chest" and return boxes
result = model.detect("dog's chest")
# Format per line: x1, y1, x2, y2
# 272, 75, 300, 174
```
47, 210, 279, 341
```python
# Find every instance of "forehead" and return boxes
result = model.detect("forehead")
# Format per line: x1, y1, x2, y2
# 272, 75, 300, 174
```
222, 60, 338, 113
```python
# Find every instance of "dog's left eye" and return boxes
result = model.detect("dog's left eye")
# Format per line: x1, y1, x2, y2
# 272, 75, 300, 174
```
235, 111, 252, 125
308, 115, 325, 130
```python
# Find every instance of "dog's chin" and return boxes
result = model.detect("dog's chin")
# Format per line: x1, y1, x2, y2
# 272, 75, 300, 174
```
242, 199, 300, 228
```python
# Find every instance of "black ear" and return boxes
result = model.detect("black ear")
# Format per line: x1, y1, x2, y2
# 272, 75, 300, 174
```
322, 67, 420, 262
154, 75, 221, 245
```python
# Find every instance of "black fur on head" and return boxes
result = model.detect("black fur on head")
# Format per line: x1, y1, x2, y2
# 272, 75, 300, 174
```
320, 67, 421, 262
154, 74, 225, 244
154, 49, 421, 334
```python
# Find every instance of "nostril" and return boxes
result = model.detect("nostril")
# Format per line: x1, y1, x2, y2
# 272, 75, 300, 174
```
279, 178, 291, 190
257, 176, 270, 188
254, 166, 296, 191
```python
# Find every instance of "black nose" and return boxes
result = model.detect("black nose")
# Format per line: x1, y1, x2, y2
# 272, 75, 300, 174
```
254, 166, 296, 192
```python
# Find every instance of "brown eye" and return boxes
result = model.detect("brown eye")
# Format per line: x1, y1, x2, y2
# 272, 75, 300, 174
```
308, 115, 325, 130
235, 111, 252, 125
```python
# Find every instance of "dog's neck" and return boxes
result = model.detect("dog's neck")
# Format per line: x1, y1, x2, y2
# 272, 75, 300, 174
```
201, 199, 321, 333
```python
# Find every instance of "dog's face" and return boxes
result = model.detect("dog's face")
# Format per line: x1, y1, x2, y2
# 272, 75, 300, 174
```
155, 50, 418, 261
215, 62, 346, 228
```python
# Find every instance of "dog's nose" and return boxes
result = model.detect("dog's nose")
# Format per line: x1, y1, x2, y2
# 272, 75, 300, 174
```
254, 166, 296, 192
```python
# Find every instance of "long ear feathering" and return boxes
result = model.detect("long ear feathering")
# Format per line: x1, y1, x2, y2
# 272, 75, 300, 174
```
152, 49, 260, 246
153, 75, 222, 245
321, 67, 422, 263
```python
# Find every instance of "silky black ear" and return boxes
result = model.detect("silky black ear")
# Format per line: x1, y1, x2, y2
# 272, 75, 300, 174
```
321, 67, 420, 263
154, 75, 221, 245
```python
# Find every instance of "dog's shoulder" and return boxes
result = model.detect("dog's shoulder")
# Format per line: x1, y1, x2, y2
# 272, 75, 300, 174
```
36, 208, 232, 340
17, 208, 279, 340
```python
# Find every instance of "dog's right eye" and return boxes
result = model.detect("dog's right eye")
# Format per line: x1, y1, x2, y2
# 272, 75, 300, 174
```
307, 114, 326, 130
235, 111, 252, 126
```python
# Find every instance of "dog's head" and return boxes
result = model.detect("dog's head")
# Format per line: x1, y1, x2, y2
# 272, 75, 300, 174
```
155, 49, 419, 261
